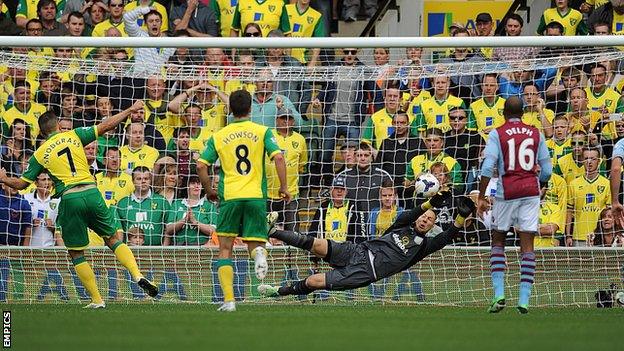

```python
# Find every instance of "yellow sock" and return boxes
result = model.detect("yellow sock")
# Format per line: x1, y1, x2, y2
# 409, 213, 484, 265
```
73, 258, 103, 304
217, 259, 235, 303
112, 242, 143, 282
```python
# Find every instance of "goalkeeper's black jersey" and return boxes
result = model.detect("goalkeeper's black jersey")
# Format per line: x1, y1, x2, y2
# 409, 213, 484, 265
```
361, 207, 459, 280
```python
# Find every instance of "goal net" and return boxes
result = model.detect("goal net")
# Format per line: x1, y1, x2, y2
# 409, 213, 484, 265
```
1, 37, 624, 307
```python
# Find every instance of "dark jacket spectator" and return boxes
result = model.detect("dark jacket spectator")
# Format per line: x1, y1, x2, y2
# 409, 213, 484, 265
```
169, 0, 219, 37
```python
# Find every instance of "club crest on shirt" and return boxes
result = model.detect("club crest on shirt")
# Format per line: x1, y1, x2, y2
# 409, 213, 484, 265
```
570, 18, 577, 26
598, 185, 606, 194
268, 5, 275, 12
307, 16, 314, 24
152, 203, 158, 210
292, 141, 299, 149
139, 154, 146, 160
606, 100, 613, 107
119, 180, 127, 187
50, 202, 57, 210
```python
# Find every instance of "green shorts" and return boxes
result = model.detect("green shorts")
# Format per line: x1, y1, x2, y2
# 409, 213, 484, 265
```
217, 199, 268, 242
57, 187, 118, 250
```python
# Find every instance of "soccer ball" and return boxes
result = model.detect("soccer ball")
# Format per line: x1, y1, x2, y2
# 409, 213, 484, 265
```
615, 291, 624, 306
413, 172, 440, 198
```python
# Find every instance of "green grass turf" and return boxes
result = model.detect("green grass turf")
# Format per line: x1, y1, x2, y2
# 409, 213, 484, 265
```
6, 304, 621, 351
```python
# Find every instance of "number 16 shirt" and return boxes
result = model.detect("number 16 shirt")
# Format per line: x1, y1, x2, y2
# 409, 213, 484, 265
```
198, 120, 281, 202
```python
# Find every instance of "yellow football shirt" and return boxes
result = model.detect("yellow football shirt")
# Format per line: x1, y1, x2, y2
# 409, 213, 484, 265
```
554, 153, 585, 184
201, 103, 227, 135
2, 103, 47, 143
405, 153, 462, 185
95, 172, 135, 207
21, 127, 98, 195
119, 145, 160, 174
522, 108, 555, 132
536, 201, 563, 248
585, 87, 624, 114
189, 127, 213, 153
361, 108, 396, 149
211, 0, 238, 37
198, 119, 281, 201
544, 172, 567, 237
323, 203, 350, 242
404, 90, 431, 124
285, 3, 324, 63
143, 99, 183, 144
232, 0, 291, 37
91, 19, 127, 37
468, 97, 505, 136
546, 138, 571, 165
537, 8, 587, 35
224, 80, 256, 95
567, 175, 610, 241
266, 129, 307, 199
413, 95, 465, 133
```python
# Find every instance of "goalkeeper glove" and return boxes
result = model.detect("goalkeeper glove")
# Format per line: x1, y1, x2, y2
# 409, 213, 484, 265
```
455, 196, 476, 226
423, 190, 451, 209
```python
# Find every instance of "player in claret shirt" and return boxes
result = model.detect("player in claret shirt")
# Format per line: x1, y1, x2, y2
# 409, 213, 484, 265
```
477, 97, 553, 314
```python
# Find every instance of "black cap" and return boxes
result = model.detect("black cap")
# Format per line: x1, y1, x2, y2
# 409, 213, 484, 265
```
476, 12, 493, 23
276, 107, 293, 119
332, 176, 346, 188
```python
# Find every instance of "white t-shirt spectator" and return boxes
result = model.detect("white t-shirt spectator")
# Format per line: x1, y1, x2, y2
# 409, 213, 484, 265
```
24, 192, 59, 247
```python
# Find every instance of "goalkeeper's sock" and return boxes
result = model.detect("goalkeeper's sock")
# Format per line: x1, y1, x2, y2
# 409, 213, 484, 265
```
72, 257, 103, 304
278, 279, 314, 296
111, 241, 143, 282
518, 252, 536, 307
490, 245, 506, 299
271, 230, 314, 251
217, 259, 235, 303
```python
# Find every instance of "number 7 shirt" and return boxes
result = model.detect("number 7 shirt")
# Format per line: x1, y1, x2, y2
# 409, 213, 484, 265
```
21, 126, 98, 196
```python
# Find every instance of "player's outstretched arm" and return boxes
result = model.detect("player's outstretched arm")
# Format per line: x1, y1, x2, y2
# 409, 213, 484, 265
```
273, 153, 292, 203
0, 168, 29, 190
424, 196, 476, 255
97, 101, 144, 136
389, 191, 451, 230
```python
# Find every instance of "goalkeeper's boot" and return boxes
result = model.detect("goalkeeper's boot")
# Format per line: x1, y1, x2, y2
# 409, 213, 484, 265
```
488, 297, 506, 313
138, 277, 159, 298
83, 301, 106, 309
258, 284, 280, 298
267, 211, 279, 238
253, 246, 269, 280
517, 304, 529, 314
217, 301, 236, 312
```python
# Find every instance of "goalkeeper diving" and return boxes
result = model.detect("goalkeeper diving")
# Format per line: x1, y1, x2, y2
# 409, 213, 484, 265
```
258, 190, 475, 297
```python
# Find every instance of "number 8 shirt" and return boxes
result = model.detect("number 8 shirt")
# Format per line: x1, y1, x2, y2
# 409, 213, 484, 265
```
198, 120, 281, 202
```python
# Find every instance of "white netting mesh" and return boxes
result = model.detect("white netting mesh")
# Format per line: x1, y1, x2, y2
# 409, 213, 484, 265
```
1, 42, 624, 306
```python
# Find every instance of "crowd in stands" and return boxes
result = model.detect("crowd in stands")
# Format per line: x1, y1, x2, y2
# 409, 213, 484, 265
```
1, 0, 624, 249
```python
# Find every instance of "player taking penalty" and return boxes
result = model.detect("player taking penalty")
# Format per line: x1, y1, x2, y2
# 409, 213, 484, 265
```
257, 191, 475, 298
196, 90, 291, 312
0, 101, 159, 309
477, 96, 552, 314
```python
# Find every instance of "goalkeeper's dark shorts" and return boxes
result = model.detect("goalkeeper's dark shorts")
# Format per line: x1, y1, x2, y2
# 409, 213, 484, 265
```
323, 240, 376, 291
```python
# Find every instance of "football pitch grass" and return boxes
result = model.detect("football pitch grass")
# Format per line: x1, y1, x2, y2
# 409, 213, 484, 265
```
6, 304, 621, 351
